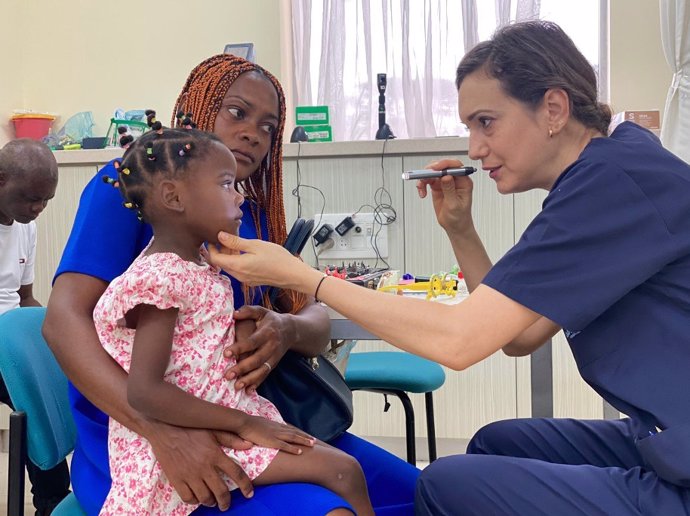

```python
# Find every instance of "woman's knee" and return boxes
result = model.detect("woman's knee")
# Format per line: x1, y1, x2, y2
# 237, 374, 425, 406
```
466, 418, 524, 455
415, 455, 497, 515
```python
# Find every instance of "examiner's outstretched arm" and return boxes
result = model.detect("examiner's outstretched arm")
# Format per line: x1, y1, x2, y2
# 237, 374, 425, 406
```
209, 233, 545, 370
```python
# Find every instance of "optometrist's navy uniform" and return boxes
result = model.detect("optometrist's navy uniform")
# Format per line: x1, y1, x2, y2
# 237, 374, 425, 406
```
56, 161, 419, 516
416, 123, 690, 515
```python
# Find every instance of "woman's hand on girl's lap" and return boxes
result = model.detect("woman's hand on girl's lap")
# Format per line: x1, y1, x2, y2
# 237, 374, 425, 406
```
146, 421, 254, 510
237, 415, 315, 454
226, 306, 291, 392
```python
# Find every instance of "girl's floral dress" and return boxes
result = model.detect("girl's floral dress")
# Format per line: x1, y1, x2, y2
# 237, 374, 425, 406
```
94, 250, 282, 515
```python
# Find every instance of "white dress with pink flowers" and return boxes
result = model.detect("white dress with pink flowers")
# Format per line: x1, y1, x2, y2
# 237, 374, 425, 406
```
94, 251, 282, 516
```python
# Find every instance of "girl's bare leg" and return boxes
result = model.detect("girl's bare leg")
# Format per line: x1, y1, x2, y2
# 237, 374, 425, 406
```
254, 441, 374, 516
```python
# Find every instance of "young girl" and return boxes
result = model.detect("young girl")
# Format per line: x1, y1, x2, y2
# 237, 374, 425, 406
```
93, 127, 374, 516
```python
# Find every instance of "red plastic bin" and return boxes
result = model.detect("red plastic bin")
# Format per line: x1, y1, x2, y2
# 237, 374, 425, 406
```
11, 115, 55, 141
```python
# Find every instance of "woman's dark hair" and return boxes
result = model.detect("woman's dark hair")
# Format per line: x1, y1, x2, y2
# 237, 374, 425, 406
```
456, 20, 611, 135
115, 128, 222, 221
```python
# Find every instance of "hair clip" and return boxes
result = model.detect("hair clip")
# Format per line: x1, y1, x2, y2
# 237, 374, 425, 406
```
101, 176, 119, 188
178, 143, 192, 157
146, 142, 156, 161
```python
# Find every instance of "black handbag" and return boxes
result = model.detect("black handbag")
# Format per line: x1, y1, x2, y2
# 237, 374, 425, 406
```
257, 350, 353, 442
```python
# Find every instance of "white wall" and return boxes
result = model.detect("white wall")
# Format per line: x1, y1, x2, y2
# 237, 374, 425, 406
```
3, 0, 283, 142
0, 0, 26, 144
609, 0, 671, 117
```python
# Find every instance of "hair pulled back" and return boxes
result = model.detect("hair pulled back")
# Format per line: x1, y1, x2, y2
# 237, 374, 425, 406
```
456, 20, 611, 135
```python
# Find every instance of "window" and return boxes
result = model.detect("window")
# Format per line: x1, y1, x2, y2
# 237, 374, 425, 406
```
290, 0, 605, 141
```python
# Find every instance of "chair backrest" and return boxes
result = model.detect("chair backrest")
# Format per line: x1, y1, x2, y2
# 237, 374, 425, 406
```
0, 307, 76, 469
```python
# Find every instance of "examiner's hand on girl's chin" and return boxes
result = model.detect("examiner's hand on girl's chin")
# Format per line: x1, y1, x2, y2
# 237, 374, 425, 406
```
209, 231, 295, 288
211, 231, 315, 291
213, 231, 241, 256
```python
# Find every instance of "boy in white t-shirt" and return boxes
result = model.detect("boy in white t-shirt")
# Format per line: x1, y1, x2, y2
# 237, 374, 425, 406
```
0, 139, 67, 516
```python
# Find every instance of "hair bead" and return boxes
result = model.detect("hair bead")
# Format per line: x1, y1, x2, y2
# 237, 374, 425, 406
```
102, 176, 119, 188
178, 143, 192, 157
181, 113, 196, 129
146, 109, 164, 135
146, 142, 156, 161
119, 134, 134, 148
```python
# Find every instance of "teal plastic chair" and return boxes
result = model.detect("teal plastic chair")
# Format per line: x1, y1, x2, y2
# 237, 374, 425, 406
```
0, 307, 85, 516
344, 351, 446, 465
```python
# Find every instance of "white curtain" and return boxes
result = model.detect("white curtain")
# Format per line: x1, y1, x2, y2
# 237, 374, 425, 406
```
659, 0, 690, 163
291, 0, 541, 141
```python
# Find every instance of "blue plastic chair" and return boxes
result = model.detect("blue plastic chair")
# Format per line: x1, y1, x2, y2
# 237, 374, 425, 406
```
0, 307, 85, 516
344, 351, 446, 465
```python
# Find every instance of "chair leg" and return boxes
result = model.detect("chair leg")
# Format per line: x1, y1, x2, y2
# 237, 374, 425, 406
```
354, 388, 418, 464
9, 411, 27, 516
424, 392, 437, 462
390, 390, 416, 465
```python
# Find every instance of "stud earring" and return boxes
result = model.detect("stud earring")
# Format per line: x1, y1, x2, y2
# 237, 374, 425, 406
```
549, 128, 553, 138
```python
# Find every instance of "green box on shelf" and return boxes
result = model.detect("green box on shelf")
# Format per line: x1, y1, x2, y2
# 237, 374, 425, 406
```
296, 106, 329, 126
303, 124, 332, 142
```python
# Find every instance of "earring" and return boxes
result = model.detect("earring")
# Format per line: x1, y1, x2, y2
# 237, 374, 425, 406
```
548, 128, 553, 138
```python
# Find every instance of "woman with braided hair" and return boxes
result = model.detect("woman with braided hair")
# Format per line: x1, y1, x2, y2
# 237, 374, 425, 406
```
44, 54, 419, 515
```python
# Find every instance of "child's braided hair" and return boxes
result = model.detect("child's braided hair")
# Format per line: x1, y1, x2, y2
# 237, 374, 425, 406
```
172, 55, 307, 313
106, 125, 222, 223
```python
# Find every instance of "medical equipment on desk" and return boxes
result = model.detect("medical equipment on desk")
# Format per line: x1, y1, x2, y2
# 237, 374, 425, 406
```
377, 272, 460, 300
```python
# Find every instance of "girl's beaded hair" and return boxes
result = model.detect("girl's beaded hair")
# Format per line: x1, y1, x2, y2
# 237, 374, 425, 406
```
104, 113, 222, 223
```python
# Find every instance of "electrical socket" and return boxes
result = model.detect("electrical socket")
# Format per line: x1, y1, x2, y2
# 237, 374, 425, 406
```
315, 213, 389, 259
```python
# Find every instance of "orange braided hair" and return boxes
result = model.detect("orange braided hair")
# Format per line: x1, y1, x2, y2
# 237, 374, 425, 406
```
172, 54, 307, 313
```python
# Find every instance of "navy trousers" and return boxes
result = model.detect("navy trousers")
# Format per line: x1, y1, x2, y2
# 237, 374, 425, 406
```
416, 418, 690, 515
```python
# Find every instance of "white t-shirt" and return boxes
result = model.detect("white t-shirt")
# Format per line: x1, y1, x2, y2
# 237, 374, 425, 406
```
0, 221, 36, 315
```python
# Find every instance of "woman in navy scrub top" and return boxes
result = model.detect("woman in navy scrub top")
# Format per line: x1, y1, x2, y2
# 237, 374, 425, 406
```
43, 54, 418, 516
208, 21, 690, 515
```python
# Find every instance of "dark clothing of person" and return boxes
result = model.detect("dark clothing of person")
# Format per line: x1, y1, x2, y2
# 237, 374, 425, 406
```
417, 123, 690, 514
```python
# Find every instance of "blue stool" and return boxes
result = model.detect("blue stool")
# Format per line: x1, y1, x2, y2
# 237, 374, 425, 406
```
0, 307, 86, 516
344, 351, 446, 465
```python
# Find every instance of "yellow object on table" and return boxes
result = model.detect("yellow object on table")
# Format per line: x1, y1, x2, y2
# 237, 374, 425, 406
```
377, 273, 458, 300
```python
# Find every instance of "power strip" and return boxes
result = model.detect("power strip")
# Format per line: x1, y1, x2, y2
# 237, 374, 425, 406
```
315, 213, 389, 259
